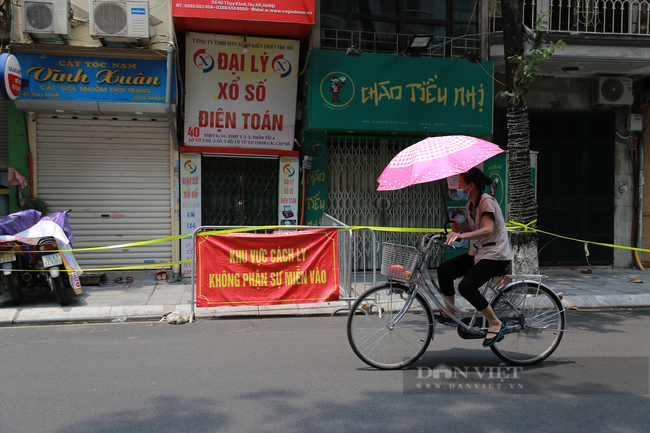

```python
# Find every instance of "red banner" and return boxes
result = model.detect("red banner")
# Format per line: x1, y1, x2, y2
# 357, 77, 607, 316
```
196, 228, 338, 307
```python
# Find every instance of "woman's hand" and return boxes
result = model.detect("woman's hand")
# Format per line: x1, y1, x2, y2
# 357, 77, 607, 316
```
445, 231, 463, 245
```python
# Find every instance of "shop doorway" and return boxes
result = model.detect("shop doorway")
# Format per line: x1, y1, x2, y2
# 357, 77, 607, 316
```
327, 135, 445, 269
530, 111, 615, 266
201, 156, 279, 226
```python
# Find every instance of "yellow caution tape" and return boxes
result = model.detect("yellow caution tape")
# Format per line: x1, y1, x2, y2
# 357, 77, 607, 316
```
15, 222, 650, 272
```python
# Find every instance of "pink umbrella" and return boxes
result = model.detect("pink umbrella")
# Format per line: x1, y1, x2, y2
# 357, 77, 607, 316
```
377, 135, 504, 191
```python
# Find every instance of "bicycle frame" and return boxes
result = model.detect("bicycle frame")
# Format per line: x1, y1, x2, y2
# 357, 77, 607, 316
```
384, 236, 570, 336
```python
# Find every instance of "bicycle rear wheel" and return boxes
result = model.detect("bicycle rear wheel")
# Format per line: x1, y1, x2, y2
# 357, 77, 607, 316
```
347, 283, 434, 370
490, 282, 565, 366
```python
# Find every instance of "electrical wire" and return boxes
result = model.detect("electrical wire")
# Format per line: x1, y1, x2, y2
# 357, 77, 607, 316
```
476, 61, 506, 86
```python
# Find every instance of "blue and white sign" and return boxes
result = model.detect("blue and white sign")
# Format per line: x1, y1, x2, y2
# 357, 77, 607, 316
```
15, 54, 175, 103
0, 53, 22, 101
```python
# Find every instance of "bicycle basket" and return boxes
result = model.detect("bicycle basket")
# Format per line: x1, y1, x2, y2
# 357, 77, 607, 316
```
380, 243, 420, 280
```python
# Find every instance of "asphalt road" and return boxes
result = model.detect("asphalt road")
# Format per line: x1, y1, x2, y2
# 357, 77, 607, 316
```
0, 309, 649, 433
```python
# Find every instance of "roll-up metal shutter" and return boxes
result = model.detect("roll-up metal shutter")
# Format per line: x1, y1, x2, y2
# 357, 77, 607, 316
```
36, 114, 172, 268
0, 100, 8, 168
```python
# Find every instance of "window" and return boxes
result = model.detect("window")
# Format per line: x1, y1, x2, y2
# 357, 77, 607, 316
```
321, 0, 479, 57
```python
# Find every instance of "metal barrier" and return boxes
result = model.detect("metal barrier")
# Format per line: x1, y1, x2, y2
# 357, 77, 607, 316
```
190, 224, 376, 319
322, 213, 378, 314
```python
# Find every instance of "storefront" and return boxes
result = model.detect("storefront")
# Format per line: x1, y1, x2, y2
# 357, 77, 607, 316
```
12, 52, 177, 268
301, 51, 495, 250
177, 31, 307, 276
171, 1, 315, 276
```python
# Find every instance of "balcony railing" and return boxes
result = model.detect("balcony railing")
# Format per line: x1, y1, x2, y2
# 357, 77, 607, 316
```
320, 28, 481, 58
490, 0, 650, 35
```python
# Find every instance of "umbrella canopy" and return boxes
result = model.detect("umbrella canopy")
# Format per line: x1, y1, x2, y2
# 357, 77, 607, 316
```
377, 135, 504, 191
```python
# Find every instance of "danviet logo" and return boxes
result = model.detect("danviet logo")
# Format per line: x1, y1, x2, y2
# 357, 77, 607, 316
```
193, 49, 214, 73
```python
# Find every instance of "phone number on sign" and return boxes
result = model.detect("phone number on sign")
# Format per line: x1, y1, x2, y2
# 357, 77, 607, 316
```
177, 3, 248, 10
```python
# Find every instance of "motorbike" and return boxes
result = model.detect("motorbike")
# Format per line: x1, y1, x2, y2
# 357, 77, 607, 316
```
0, 209, 81, 306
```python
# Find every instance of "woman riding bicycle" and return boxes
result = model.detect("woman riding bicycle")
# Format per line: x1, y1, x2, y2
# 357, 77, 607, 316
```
437, 167, 512, 347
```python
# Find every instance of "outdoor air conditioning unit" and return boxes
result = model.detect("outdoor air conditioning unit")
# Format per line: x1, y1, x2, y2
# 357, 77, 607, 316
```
22, 0, 71, 40
593, 77, 634, 106
89, 0, 150, 42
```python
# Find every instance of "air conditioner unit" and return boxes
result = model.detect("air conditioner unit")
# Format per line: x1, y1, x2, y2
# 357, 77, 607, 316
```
90, 0, 150, 42
593, 77, 634, 106
22, 0, 71, 40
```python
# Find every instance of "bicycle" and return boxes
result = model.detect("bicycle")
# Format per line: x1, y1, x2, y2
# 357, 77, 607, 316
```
347, 233, 568, 370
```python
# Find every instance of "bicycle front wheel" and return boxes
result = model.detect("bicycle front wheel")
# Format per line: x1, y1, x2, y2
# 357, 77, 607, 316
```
490, 282, 565, 366
347, 283, 434, 370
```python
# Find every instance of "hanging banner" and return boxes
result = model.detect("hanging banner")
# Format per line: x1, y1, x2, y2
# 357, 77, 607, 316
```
279, 156, 298, 225
184, 32, 299, 150
181, 154, 201, 276
196, 228, 339, 307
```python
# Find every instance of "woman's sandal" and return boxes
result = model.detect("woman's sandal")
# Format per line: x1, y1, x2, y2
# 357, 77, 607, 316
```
115, 277, 124, 283
433, 312, 456, 325
126, 276, 133, 284
482, 322, 508, 347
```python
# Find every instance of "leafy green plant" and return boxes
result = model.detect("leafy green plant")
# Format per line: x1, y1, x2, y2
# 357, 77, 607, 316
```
497, 11, 567, 102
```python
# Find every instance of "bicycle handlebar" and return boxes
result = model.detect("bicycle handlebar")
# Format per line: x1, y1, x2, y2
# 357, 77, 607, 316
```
421, 220, 458, 252
421, 232, 453, 252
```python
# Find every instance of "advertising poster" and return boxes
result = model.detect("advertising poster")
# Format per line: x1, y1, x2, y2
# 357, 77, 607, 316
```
484, 153, 507, 218
302, 132, 327, 226
279, 156, 299, 224
185, 32, 299, 149
303, 50, 494, 134
196, 228, 339, 307
446, 174, 469, 260
181, 154, 201, 276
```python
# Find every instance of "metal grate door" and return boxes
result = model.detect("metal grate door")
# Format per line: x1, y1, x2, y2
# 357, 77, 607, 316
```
202, 156, 279, 226
327, 135, 445, 268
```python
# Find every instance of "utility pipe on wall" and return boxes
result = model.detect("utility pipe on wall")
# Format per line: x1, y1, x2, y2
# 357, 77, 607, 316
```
166, 43, 181, 280
165, 44, 180, 151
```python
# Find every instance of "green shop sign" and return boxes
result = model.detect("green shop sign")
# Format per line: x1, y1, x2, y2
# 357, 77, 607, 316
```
302, 50, 494, 134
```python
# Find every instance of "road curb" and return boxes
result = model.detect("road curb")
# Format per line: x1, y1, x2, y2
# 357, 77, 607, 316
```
2, 296, 650, 326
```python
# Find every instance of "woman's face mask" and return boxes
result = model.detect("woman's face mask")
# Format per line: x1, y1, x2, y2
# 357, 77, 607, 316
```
459, 177, 473, 194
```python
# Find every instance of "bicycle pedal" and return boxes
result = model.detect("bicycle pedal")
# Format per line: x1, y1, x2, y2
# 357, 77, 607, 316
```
456, 317, 487, 340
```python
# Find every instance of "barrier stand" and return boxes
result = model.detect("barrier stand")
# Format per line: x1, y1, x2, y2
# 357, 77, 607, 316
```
190, 224, 344, 321
323, 213, 377, 315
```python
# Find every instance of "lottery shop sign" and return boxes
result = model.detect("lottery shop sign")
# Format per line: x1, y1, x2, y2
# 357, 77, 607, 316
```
196, 228, 339, 307
185, 32, 298, 150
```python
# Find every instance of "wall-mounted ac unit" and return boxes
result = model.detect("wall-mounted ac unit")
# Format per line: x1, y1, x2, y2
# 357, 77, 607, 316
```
22, 0, 71, 40
593, 77, 634, 106
90, 0, 150, 42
